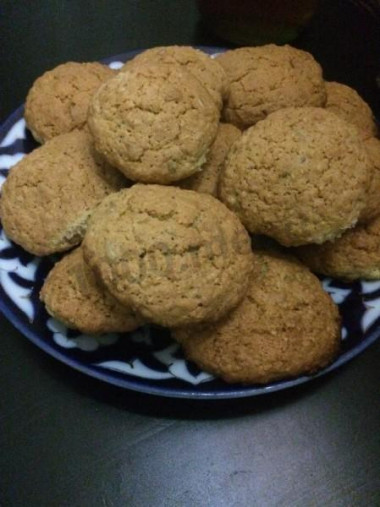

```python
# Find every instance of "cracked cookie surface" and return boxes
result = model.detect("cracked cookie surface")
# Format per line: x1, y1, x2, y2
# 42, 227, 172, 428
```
173, 249, 341, 384
40, 247, 143, 334
25, 62, 116, 143
82, 184, 254, 327
88, 63, 220, 184
216, 44, 326, 129
219, 107, 370, 246
121, 45, 227, 110
0, 131, 126, 256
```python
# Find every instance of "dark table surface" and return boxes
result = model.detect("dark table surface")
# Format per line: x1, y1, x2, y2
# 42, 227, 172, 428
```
1, 1, 380, 506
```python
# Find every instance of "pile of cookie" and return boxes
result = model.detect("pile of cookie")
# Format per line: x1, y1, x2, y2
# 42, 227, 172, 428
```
1, 45, 379, 385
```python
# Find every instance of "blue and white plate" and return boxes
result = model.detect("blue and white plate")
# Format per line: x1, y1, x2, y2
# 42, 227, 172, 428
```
1, 48, 380, 399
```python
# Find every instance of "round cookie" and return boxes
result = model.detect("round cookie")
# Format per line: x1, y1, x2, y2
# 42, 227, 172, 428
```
219, 107, 370, 246
0, 130, 126, 256
40, 247, 143, 334
82, 184, 254, 328
295, 214, 380, 281
325, 81, 378, 140
121, 45, 227, 109
216, 44, 326, 129
88, 63, 220, 184
178, 123, 241, 196
360, 137, 380, 224
173, 249, 341, 384
25, 62, 116, 143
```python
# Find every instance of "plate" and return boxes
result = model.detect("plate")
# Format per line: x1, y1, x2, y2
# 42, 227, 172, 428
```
1, 47, 380, 400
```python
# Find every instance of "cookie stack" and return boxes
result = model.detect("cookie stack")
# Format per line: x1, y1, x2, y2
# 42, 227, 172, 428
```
2, 44, 379, 385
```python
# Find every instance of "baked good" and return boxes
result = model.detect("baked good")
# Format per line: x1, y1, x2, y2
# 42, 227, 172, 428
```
82, 184, 254, 328
121, 45, 227, 109
88, 63, 220, 184
0, 131, 126, 256
40, 247, 143, 334
360, 137, 380, 223
295, 214, 380, 281
216, 44, 326, 129
173, 249, 341, 384
325, 81, 378, 140
219, 107, 370, 246
178, 122, 241, 196
25, 62, 116, 143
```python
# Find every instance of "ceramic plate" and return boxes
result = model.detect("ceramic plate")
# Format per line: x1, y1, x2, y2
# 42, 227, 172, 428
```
1, 48, 380, 399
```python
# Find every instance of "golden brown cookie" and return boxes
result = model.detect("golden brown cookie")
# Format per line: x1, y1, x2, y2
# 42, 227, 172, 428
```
88, 63, 220, 184
25, 62, 116, 143
360, 137, 380, 224
178, 123, 241, 196
173, 249, 341, 384
82, 184, 254, 328
219, 107, 370, 246
0, 131, 126, 256
216, 44, 326, 129
121, 45, 227, 109
295, 214, 380, 281
325, 81, 378, 140
40, 247, 143, 334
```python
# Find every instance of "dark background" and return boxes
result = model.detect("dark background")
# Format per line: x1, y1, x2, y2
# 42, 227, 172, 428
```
1, 1, 380, 506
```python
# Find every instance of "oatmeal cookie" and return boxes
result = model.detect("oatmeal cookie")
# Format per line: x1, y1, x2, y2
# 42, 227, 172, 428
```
40, 247, 143, 334
0, 131, 126, 256
219, 107, 370, 246
25, 62, 116, 143
360, 137, 380, 224
178, 122, 241, 196
88, 63, 220, 184
216, 44, 326, 129
82, 184, 254, 327
325, 81, 378, 140
295, 214, 380, 281
121, 45, 227, 109
173, 249, 341, 384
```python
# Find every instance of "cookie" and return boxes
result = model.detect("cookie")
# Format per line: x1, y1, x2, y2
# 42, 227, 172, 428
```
325, 81, 378, 140
121, 45, 227, 109
25, 62, 116, 143
40, 247, 143, 334
360, 137, 380, 224
216, 44, 326, 129
178, 123, 241, 196
173, 249, 341, 384
295, 214, 380, 281
219, 107, 370, 246
0, 131, 126, 256
88, 63, 219, 184
82, 184, 254, 328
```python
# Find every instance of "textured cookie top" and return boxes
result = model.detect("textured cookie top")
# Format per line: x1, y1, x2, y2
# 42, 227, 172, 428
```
40, 247, 143, 334
121, 45, 227, 109
25, 62, 116, 143
219, 107, 370, 246
360, 137, 380, 224
88, 63, 220, 184
325, 81, 378, 140
295, 214, 380, 281
82, 184, 254, 328
0, 131, 126, 256
173, 249, 341, 384
178, 122, 241, 196
216, 44, 326, 129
